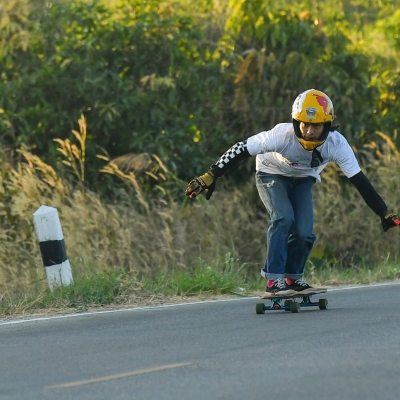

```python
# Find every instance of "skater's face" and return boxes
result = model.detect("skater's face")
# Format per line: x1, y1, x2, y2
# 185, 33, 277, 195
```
299, 122, 324, 141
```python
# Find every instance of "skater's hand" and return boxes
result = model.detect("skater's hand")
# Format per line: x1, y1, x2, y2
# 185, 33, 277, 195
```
185, 170, 216, 200
380, 210, 400, 232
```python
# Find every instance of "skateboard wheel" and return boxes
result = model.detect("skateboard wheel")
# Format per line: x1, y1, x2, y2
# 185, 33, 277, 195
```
290, 302, 300, 313
256, 303, 265, 314
318, 299, 328, 310
284, 300, 292, 311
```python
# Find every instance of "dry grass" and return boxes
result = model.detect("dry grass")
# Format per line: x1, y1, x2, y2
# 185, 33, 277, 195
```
0, 117, 266, 295
0, 119, 399, 305
312, 132, 400, 269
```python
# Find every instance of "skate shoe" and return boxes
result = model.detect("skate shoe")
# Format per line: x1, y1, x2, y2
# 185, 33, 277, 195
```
286, 278, 325, 294
261, 278, 296, 298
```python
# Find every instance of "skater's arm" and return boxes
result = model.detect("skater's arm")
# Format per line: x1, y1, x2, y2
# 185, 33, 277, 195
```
209, 140, 251, 177
185, 140, 251, 200
349, 171, 400, 231
348, 171, 387, 216
185, 126, 281, 200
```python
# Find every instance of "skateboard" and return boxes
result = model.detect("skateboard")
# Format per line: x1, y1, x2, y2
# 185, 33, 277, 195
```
255, 289, 328, 314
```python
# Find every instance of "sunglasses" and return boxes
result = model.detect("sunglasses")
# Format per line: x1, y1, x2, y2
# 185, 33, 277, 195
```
311, 149, 323, 168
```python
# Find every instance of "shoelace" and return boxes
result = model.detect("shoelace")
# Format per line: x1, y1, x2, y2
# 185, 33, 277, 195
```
274, 278, 286, 289
295, 278, 309, 286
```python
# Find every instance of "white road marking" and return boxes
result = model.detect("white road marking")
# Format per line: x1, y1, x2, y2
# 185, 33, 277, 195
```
46, 362, 193, 389
1, 281, 400, 327
0, 296, 249, 326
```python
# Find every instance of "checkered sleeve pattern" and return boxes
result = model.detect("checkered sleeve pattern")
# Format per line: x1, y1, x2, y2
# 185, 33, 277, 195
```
210, 140, 250, 176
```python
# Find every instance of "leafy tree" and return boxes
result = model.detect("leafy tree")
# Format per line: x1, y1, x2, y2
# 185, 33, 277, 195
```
0, 0, 234, 187
1, 0, 400, 193
224, 2, 377, 146
371, 9, 400, 144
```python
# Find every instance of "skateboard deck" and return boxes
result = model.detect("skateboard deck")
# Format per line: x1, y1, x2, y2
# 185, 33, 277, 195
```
256, 289, 328, 314
260, 288, 327, 299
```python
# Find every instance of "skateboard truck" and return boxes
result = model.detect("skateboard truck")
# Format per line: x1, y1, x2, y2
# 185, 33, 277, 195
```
256, 292, 328, 314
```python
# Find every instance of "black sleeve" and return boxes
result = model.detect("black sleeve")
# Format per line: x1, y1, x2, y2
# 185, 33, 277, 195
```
209, 140, 251, 177
349, 171, 387, 216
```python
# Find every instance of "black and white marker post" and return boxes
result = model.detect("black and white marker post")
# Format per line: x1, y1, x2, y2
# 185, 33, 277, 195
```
33, 205, 73, 290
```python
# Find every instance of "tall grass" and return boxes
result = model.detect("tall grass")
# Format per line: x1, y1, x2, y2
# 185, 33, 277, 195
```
312, 131, 400, 269
0, 118, 399, 317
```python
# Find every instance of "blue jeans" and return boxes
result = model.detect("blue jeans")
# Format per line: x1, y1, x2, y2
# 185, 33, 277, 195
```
255, 172, 316, 280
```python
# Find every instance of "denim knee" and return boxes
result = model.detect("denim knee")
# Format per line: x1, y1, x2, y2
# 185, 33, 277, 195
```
290, 230, 316, 244
271, 214, 294, 232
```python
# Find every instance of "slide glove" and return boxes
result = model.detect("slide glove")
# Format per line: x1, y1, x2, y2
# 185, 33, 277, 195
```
380, 210, 400, 232
185, 170, 216, 200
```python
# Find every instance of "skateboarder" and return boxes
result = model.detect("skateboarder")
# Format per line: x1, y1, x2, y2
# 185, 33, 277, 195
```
185, 89, 399, 297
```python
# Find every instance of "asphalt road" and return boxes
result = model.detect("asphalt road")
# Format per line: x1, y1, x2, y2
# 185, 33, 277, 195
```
1, 283, 400, 400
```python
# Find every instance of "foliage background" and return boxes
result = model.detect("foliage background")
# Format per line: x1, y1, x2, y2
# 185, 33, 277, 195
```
1, 0, 400, 293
